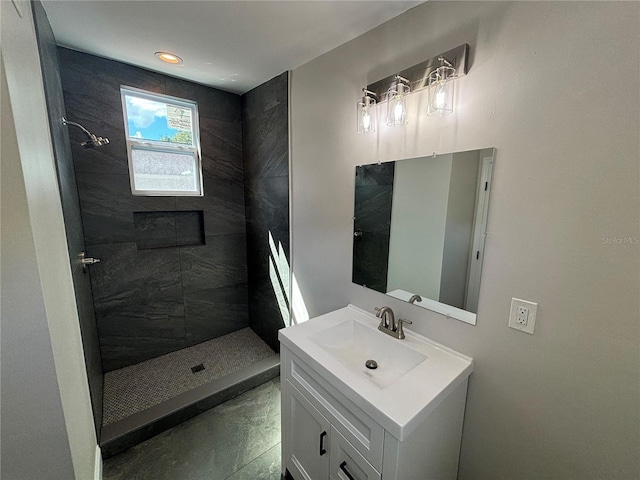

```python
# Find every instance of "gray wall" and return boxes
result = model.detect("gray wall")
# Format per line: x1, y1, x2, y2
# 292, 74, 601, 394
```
32, 0, 104, 433
241, 72, 290, 351
291, 2, 639, 479
1, 1, 98, 477
1, 48, 76, 480
59, 48, 249, 371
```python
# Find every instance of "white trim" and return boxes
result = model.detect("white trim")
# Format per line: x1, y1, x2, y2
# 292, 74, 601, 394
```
94, 445, 102, 480
288, 70, 294, 324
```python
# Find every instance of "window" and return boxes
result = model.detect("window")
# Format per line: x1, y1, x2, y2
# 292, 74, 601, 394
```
121, 87, 203, 196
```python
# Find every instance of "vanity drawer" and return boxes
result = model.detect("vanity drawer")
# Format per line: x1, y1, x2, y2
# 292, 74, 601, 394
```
330, 426, 381, 480
284, 349, 384, 471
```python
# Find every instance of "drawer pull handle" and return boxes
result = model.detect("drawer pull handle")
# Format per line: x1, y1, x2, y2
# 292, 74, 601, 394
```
319, 431, 327, 456
339, 461, 356, 480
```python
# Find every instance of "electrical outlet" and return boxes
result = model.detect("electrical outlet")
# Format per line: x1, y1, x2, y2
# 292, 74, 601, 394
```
509, 298, 537, 334
516, 306, 528, 325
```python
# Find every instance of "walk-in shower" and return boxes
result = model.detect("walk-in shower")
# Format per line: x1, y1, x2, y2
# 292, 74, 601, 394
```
34, 2, 289, 456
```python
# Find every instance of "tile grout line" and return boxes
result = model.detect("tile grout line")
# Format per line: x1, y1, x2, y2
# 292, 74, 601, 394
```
222, 435, 282, 478
221, 377, 282, 480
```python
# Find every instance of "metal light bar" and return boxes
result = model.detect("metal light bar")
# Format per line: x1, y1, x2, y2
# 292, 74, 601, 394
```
365, 44, 469, 103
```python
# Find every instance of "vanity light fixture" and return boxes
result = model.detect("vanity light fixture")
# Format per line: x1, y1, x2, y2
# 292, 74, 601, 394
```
427, 57, 456, 116
155, 51, 183, 65
386, 75, 410, 127
356, 89, 378, 134
356, 44, 469, 133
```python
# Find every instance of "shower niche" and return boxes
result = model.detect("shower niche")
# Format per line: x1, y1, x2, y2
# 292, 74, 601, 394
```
133, 210, 205, 249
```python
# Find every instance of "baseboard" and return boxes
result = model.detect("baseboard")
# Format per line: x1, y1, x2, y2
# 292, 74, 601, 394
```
94, 444, 102, 480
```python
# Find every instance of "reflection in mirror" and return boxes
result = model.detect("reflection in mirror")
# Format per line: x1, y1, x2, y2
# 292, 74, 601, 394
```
352, 148, 495, 325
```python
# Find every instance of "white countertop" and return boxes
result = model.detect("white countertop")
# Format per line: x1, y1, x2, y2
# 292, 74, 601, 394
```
278, 304, 474, 440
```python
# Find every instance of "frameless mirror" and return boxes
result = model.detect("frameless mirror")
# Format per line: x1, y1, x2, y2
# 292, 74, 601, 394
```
352, 148, 495, 325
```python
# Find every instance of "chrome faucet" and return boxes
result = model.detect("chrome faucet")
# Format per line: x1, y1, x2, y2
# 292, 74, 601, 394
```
408, 294, 422, 304
375, 306, 395, 329
375, 306, 412, 339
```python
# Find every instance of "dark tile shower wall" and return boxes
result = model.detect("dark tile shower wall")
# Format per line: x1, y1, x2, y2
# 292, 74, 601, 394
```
241, 73, 290, 351
352, 163, 395, 293
58, 48, 249, 371
32, 2, 104, 432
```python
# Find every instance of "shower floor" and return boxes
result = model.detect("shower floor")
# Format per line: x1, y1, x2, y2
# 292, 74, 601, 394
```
102, 328, 276, 426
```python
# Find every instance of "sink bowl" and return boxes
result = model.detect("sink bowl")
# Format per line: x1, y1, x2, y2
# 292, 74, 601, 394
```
310, 319, 427, 388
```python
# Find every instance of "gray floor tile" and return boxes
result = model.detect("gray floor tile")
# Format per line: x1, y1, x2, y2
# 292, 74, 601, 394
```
225, 443, 281, 480
103, 380, 281, 480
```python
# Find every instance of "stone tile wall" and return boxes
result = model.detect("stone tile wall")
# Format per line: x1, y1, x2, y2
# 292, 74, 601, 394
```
241, 73, 290, 351
59, 48, 249, 371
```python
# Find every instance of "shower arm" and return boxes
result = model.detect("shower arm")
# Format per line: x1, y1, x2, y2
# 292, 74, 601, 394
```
61, 117, 93, 137
61, 117, 109, 148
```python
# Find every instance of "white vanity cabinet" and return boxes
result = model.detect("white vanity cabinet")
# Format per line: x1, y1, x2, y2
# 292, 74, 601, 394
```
284, 380, 380, 480
285, 381, 330, 479
281, 346, 470, 480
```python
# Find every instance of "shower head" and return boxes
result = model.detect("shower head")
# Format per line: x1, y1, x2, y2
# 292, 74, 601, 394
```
81, 133, 110, 149
61, 117, 109, 148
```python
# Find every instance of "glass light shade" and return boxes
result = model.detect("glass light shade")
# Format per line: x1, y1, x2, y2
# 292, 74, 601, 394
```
386, 82, 410, 126
427, 65, 455, 116
357, 95, 377, 134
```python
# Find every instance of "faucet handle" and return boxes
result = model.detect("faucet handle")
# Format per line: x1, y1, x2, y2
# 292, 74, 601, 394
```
397, 318, 412, 339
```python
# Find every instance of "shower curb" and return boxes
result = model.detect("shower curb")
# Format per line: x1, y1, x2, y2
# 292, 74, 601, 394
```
100, 354, 280, 458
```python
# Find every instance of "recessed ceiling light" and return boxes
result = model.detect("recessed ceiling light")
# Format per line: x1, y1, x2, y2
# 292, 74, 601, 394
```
155, 52, 182, 64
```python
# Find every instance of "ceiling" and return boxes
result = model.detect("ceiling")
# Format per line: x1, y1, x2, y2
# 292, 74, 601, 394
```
42, 1, 423, 94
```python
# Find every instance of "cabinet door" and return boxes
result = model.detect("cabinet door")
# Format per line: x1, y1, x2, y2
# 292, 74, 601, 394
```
285, 381, 331, 480
329, 427, 381, 480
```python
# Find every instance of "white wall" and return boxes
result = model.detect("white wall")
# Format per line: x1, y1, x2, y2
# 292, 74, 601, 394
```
1, 1, 98, 478
291, 2, 639, 478
387, 154, 452, 299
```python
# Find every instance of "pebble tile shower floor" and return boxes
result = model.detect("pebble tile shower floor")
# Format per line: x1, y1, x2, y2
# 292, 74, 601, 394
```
103, 328, 276, 425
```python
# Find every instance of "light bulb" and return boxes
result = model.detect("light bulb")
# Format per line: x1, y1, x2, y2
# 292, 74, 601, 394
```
387, 78, 409, 126
393, 102, 404, 122
362, 111, 371, 132
435, 83, 447, 109
357, 91, 376, 134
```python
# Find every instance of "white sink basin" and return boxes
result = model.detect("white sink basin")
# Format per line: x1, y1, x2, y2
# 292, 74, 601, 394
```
279, 304, 474, 440
310, 319, 427, 388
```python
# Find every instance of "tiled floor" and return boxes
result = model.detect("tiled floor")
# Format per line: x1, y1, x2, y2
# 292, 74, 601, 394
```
103, 328, 276, 425
103, 377, 282, 480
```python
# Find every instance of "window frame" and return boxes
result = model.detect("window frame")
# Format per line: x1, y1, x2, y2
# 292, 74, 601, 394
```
120, 86, 203, 197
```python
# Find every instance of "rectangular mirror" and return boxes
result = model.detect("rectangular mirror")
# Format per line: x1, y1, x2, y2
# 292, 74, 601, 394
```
352, 148, 495, 325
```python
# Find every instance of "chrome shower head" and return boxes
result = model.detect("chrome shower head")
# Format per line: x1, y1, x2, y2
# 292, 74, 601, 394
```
81, 133, 110, 149
61, 117, 109, 148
